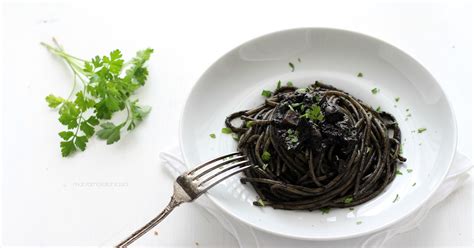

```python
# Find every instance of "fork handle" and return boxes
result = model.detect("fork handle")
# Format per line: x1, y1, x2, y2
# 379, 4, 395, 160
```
116, 196, 182, 247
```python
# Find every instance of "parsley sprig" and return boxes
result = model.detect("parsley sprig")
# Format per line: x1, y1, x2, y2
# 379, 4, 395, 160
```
42, 39, 153, 157
301, 104, 324, 122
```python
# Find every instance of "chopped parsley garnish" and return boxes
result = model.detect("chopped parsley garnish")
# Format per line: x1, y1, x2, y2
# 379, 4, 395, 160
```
291, 103, 302, 108
343, 196, 353, 204
357, 72, 363, 77
412, 182, 417, 187
406, 108, 409, 112
406, 113, 412, 117
300, 104, 306, 112
296, 88, 307, 93
254, 198, 265, 207
407, 168, 413, 173
371, 88, 380, 94
375, 106, 381, 112
261, 90, 272, 98
349, 207, 355, 211
393, 194, 399, 203
356, 221, 362, 225
289, 62, 295, 72
246, 121, 255, 128
320, 207, 330, 214
396, 170, 403, 176
261, 151, 271, 162
395, 97, 400, 102
286, 129, 299, 144
232, 133, 239, 141
417, 128, 427, 133
297, 58, 301, 62
287, 81, 294, 87
301, 104, 324, 122
221, 127, 232, 134
276, 80, 281, 90
209, 133, 216, 139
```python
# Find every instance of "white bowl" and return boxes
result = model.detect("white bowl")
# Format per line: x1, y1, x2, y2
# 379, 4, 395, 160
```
179, 28, 457, 240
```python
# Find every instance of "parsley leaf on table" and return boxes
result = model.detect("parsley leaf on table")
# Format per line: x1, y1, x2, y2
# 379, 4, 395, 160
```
42, 38, 153, 157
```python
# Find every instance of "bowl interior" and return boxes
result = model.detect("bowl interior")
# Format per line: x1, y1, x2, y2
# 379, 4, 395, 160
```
179, 28, 456, 240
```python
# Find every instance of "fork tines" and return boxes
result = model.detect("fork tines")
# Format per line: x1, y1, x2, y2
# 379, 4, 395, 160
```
178, 152, 254, 198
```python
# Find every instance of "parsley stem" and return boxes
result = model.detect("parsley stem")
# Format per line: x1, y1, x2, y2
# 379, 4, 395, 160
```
64, 60, 87, 87
72, 113, 85, 143
64, 58, 87, 78
41, 42, 87, 62
123, 99, 132, 126
66, 73, 78, 101
42, 42, 88, 79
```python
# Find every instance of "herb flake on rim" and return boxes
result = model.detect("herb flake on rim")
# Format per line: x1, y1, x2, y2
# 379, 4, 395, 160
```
417, 128, 427, 133
357, 72, 363, 77
371, 88, 380, 94
209, 133, 216, 139
221, 127, 232, 134
289, 62, 295, 72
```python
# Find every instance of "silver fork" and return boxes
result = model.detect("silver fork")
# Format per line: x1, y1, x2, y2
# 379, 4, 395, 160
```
116, 152, 253, 247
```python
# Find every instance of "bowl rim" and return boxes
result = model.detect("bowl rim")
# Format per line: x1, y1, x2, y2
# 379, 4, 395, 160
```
178, 27, 458, 240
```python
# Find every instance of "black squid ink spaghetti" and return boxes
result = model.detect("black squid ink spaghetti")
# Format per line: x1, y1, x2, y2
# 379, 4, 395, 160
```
225, 81, 406, 210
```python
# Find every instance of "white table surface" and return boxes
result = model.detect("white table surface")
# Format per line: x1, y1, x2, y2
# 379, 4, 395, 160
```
1, 1, 472, 247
